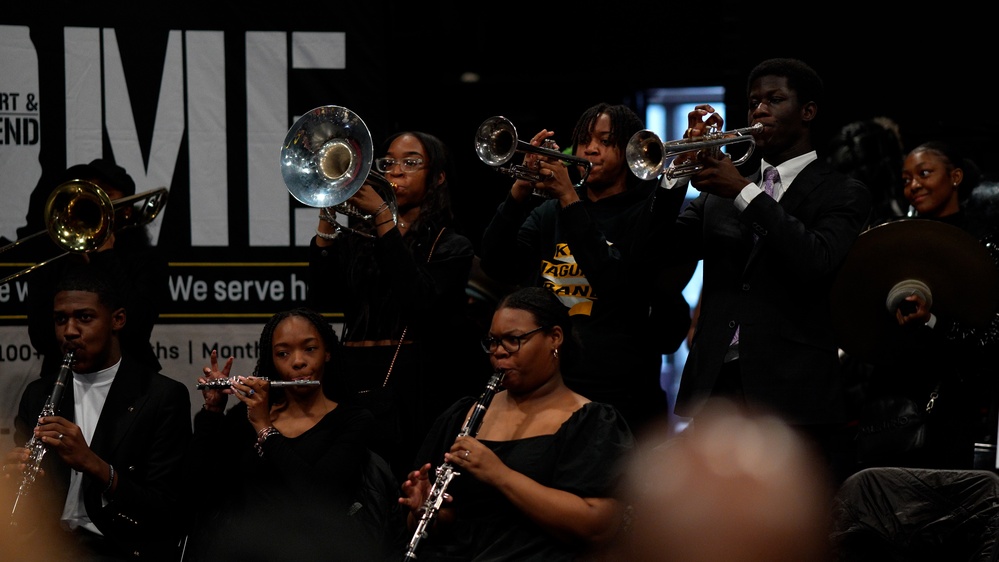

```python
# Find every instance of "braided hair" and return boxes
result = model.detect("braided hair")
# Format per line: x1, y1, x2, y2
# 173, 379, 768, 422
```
252, 307, 340, 402
569, 103, 646, 190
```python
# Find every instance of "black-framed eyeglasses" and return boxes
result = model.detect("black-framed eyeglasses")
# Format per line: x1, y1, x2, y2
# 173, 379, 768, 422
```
480, 325, 549, 354
374, 157, 424, 173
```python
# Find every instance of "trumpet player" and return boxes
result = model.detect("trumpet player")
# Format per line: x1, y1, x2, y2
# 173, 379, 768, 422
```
308, 130, 476, 483
479, 103, 695, 439
656, 58, 871, 486
3, 263, 191, 561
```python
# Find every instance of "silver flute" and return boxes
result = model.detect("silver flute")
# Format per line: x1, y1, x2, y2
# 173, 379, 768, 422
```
403, 369, 506, 560
10, 350, 75, 526
196, 377, 320, 390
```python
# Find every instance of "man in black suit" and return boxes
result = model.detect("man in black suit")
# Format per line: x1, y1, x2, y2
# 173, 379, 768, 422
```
662, 58, 871, 483
3, 263, 191, 561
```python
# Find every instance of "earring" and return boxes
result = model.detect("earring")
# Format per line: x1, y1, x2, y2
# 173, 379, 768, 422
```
552, 348, 559, 359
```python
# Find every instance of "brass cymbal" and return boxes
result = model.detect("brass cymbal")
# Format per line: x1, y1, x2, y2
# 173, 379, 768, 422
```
830, 219, 999, 364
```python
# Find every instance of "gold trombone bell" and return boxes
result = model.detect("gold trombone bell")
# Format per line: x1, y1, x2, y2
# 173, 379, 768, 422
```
0, 180, 168, 285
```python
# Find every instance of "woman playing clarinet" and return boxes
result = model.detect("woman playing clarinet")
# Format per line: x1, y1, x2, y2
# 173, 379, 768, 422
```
398, 287, 635, 561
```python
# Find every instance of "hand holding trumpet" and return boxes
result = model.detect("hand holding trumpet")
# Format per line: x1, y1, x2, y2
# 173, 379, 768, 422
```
683, 105, 758, 199
512, 129, 578, 206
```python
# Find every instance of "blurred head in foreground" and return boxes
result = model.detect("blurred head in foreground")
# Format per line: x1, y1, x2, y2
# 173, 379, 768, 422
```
611, 399, 834, 562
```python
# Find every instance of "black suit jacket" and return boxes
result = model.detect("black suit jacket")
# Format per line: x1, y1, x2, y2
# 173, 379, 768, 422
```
13, 355, 192, 560
668, 159, 871, 424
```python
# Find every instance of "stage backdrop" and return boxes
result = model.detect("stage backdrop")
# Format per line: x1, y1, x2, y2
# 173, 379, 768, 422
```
0, 8, 400, 450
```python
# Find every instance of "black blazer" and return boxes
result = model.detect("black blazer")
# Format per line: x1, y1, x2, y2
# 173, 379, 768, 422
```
14, 355, 192, 560
669, 159, 871, 424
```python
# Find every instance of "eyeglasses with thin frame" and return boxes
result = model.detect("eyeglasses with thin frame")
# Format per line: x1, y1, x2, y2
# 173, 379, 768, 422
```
374, 157, 425, 174
480, 325, 549, 354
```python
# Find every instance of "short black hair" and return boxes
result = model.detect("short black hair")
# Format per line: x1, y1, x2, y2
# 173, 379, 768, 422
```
54, 263, 124, 311
747, 58, 824, 109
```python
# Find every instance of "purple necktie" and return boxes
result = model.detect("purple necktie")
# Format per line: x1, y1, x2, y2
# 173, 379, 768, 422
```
732, 167, 780, 346
761, 166, 779, 199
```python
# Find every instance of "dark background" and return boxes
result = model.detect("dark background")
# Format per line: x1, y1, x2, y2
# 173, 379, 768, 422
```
4, 1, 994, 259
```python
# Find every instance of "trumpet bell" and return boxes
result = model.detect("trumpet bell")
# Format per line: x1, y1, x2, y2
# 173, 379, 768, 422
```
475, 116, 518, 167
281, 105, 374, 208
626, 130, 667, 181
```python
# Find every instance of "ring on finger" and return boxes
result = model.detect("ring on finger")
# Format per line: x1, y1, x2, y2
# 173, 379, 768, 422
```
58, 433, 64, 441
248, 389, 255, 396
463, 450, 470, 460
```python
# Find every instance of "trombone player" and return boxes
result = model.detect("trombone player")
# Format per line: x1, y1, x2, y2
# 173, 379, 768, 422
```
478, 102, 695, 438
26, 159, 169, 376
654, 58, 871, 485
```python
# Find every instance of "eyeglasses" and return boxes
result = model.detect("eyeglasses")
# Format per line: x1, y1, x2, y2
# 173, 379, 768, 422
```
480, 326, 549, 354
374, 157, 424, 173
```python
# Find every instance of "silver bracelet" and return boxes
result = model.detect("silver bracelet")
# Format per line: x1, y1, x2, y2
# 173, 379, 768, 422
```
103, 464, 115, 495
316, 228, 340, 241
370, 202, 389, 220
255, 426, 281, 457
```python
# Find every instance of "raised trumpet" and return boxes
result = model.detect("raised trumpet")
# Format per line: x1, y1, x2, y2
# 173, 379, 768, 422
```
475, 116, 592, 193
280, 105, 398, 239
626, 122, 763, 181
0, 181, 168, 285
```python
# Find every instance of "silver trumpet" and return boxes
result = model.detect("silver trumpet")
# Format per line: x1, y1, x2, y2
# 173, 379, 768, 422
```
10, 350, 75, 526
196, 377, 321, 390
627, 122, 763, 181
475, 116, 592, 195
403, 370, 506, 560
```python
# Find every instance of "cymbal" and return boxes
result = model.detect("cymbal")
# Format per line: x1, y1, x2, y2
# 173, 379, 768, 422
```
830, 219, 999, 364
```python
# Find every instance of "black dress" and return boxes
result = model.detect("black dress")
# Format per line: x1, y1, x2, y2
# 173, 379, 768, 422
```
408, 397, 635, 561
182, 401, 404, 562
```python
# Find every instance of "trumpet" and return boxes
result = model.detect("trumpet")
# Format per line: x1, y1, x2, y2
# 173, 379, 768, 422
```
0, 181, 168, 285
626, 122, 763, 181
475, 116, 593, 194
281, 105, 398, 239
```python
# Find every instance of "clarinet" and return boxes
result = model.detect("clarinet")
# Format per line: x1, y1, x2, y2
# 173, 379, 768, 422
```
10, 350, 75, 526
402, 369, 506, 560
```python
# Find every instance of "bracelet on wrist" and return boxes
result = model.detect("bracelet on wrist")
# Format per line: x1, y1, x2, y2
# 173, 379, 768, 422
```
561, 199, 584, 211
255, 426, 281, 457
103, 464, 115, 495
370, 202, 389, 219
316, 228, 340, 241
375, 217, 396, 228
